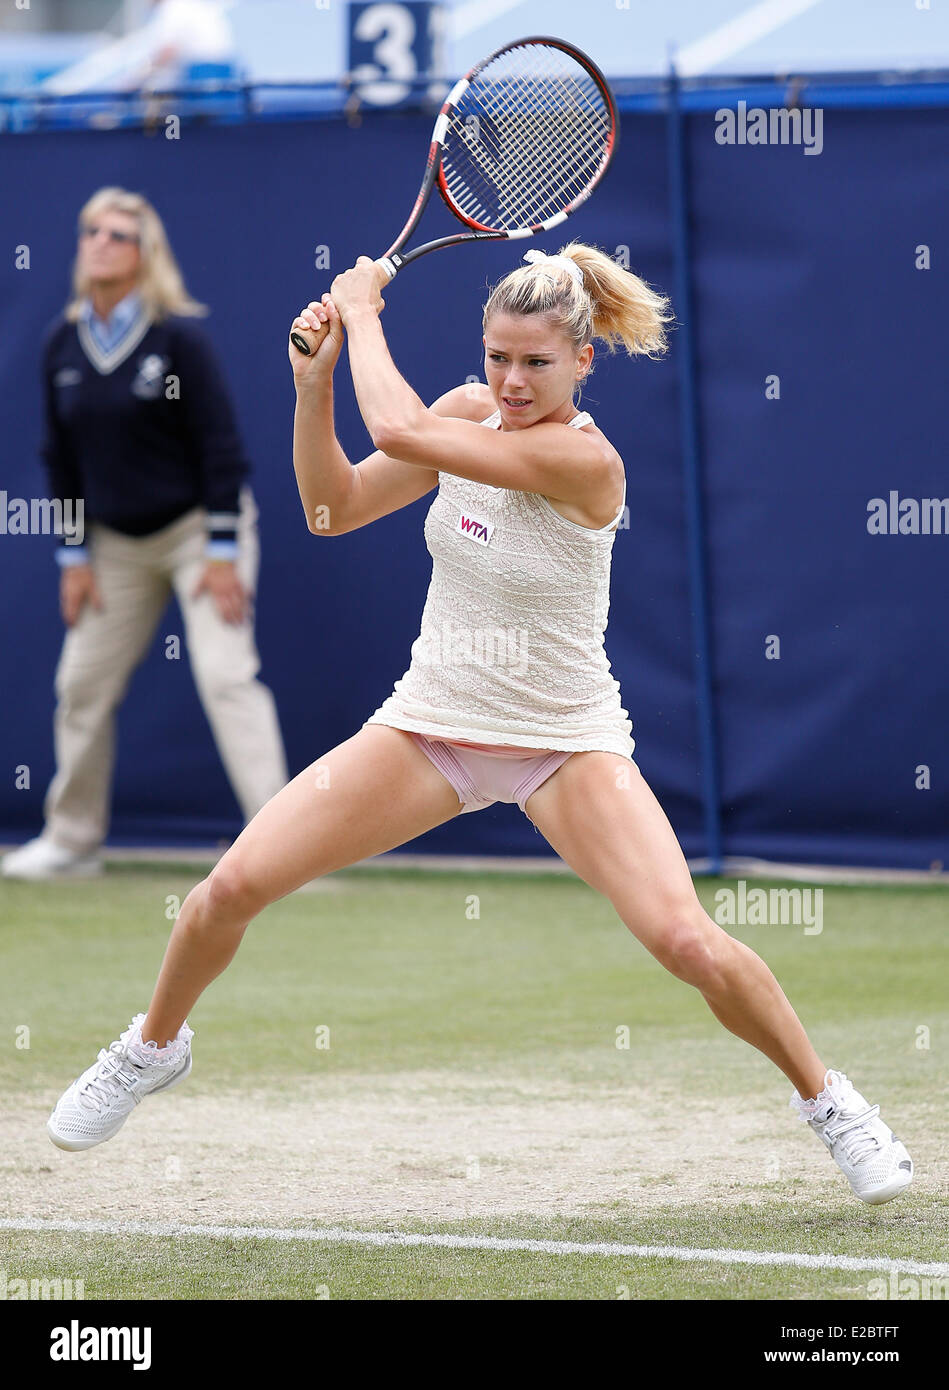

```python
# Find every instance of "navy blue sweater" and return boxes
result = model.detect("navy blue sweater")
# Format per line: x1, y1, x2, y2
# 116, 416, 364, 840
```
41, 313, 250, 556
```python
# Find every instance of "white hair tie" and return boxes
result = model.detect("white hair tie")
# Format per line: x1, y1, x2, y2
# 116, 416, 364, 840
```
523, 248, 584, 287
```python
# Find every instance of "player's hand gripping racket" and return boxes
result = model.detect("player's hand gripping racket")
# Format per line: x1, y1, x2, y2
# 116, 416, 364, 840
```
289, 35, 618, 355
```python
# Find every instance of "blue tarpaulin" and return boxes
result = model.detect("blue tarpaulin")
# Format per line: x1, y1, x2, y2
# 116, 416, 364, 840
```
0, 92, 945, 867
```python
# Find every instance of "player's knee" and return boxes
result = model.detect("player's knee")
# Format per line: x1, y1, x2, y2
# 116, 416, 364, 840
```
655, 904, 722, 986
202, 857, 262, 922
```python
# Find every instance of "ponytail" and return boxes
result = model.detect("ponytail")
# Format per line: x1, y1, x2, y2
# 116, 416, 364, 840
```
482, 241, 673, 366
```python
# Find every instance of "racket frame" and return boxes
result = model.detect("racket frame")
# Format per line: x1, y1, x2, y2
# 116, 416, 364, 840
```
290, 36, 618, 353
379, 35, 620, 280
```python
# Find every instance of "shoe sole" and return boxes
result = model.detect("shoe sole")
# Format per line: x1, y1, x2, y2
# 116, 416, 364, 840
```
47, 1052, 192, 1152
855, 1166, 914, 1205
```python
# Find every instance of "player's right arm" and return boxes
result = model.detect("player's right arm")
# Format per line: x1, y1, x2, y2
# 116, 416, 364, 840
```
290, 295, 492, 536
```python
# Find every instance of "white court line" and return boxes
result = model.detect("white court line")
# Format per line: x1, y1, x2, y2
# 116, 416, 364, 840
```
675, 0, 826, 77
2, 1218, 948, 1278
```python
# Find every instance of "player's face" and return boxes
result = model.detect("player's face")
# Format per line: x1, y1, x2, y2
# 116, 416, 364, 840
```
483, 312, 593, 428
78, 209, 142, 287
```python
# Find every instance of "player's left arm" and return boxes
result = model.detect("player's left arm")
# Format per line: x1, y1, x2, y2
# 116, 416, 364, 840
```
377, 410, 611, 506
337, 271, 612, 507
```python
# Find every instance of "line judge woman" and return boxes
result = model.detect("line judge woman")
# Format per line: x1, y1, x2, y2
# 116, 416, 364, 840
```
1, 187, 288, 880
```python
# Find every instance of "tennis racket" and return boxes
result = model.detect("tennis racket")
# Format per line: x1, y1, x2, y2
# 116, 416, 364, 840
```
289, 34, 618, 355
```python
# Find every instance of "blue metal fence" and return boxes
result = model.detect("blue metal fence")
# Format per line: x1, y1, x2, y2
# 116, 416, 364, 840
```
1, 73, 946, 868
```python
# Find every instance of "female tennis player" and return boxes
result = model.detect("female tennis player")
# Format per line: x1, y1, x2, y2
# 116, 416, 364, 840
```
48, 245, 912, 1206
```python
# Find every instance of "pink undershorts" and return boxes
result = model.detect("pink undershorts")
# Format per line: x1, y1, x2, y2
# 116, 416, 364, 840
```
407, 733, 573, 815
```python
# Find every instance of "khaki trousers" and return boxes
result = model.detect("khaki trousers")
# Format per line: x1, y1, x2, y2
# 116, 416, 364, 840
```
43, 485, 288, 853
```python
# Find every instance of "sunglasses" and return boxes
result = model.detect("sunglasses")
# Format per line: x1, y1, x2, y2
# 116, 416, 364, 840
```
79, 224, 140, 245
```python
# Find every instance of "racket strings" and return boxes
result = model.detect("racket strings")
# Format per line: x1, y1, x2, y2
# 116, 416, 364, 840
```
468, 45, 609, 176
448, 82, 605, 225
446, 93, 607, 228
448, 94, 606, 226
458, 102, 597, 217
446, 107, 599, 229
441, 45, 612, 231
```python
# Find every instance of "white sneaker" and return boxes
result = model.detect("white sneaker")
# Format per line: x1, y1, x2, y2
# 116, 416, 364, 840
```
1, 836, 102, 880
48, 1014, 193, 1152
791, 1069, 913, 1204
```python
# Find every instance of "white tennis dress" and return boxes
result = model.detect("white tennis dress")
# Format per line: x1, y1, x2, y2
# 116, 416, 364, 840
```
364, 408, 635, 759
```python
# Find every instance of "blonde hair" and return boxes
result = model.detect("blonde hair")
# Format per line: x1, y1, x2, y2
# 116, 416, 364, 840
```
482, 241, 673, 373
65, 187, 207, 322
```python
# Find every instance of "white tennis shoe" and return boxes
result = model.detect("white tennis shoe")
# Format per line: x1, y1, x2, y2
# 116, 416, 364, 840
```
48, 1014, 193, 1151
791, 1069, 913, 1204
2, 835, 102, 880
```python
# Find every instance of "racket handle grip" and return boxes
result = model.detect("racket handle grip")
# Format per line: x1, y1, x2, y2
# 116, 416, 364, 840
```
289, 320, 330, 357
291, 257, 398, 354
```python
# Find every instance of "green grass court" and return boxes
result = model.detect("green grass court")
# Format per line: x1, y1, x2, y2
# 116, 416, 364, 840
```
1, 865, 946, 1300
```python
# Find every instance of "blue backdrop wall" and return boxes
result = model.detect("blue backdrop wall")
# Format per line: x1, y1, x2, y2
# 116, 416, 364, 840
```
0, 100, 946, 868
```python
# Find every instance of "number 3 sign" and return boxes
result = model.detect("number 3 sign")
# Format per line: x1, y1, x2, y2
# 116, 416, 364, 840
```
347, 1, 446, 107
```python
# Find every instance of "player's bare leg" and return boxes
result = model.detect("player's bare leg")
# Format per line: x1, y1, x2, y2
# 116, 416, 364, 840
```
525, 752, 827, 1098
48, 726, 463, 1150
524, 754, 913, 1203
142, 725, 464, 1044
